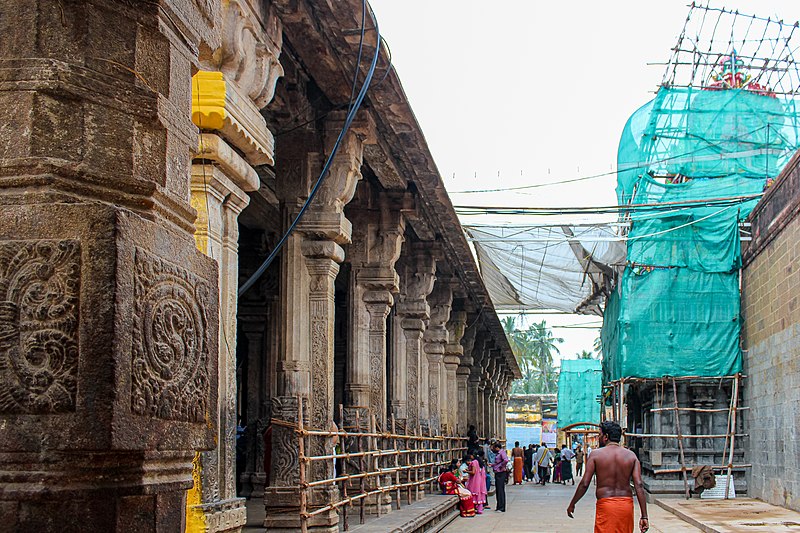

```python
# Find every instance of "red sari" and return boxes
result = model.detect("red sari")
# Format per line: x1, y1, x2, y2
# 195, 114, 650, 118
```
438, 471, 476, 517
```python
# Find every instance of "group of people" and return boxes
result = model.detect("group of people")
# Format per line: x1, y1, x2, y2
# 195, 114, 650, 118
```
510, 442, 587, 486
440, 421, 650, 532
437, 436, 510, 517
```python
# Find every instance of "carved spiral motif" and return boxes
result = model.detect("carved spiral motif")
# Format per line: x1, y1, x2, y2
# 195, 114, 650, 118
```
131, 248, 209, 422
142, 283, 203, 389
0, 240, 80, 414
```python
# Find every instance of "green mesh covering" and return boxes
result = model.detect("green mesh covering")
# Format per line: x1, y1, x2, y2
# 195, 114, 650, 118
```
603, 85, 800, 382
617, 87, 800, 205
627, 174, 763, 271
557, 359, 602, 428
602, 268, 742, 381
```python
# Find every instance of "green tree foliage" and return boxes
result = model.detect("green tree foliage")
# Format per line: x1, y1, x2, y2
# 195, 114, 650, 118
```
502, 317, 563, 394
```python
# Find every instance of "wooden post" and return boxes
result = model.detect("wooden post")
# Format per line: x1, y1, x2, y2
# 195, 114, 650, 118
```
339, 404, 348, 531
391, 416, 401, 509
356, 409, 365, 524
371, 413, 381, 518
725, 374, 740, 499
671, 379, 690, 499
298, 397, 308, 533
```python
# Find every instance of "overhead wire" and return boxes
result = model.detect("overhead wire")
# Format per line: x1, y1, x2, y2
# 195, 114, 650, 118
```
239, 0, 382, 297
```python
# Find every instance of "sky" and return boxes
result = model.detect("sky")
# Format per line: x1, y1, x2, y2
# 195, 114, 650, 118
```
368, 0, 800, 365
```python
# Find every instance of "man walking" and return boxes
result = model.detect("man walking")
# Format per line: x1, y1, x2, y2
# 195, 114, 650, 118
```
575, 444, 585, 477
534, 444, 552, 485
491, 442, 509, 512
566, 421, 649, 533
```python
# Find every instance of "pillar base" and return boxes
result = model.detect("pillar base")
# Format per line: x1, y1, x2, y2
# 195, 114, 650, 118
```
264, 487, 339, 532
0, 451, 194, 532
190, 498, 247, 533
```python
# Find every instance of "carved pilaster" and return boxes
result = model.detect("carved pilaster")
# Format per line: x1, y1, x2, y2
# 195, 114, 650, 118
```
444, 310, 467, 434
393, 245, 436, 429
423, 283, 453, 433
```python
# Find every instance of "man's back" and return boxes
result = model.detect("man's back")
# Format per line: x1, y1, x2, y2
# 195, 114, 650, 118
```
590, 445, 638, 499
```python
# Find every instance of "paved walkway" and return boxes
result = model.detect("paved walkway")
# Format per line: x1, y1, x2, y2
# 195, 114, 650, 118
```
441, 476, 701, 532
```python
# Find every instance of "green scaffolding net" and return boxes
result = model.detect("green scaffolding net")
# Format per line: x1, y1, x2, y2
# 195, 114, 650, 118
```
557, 359, 603, 428
603, 83, 800, 382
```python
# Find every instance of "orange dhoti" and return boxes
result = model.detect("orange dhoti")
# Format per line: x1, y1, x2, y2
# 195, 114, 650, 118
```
595, 497, 634, 533
513, 457, 523, 484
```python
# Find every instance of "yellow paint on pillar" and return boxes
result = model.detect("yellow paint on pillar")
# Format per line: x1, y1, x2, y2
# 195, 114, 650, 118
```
186, 453, 207, 532
190, 189, 211, 255
192, 71, 227, 130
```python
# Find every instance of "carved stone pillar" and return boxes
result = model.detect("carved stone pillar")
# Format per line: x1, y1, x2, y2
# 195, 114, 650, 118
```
456, 326, 476, 435
188, 134, 256, 531
444, 311, 467, 434
0, 1, 220, 530
346, 190, 404, 429
468, 336, 486, 431
393, 247, 436, 429
188, 2, 284, 530
265, 122, 368, 531
423, 284, 453, 433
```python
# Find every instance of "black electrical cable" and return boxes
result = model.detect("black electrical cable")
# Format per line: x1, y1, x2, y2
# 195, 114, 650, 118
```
238, 2, 381, 297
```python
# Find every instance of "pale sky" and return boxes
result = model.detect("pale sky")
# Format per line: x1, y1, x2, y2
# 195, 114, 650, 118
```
369, 0, 800, 364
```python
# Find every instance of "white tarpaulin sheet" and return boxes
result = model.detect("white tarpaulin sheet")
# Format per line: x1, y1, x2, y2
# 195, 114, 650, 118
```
466, 225, 625, 314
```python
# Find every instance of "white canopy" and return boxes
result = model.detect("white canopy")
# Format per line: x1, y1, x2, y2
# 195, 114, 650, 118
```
465, 225, 625, 315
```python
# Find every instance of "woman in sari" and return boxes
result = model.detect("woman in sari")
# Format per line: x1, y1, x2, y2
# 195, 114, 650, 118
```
466, 452, 488, 514
438, 460, 476, 517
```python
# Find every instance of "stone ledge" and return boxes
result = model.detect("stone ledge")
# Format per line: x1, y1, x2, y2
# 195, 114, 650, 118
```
346, 494, 459, 533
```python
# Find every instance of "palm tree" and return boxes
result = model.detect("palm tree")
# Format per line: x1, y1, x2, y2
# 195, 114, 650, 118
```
503, 318, 564, 394
593, 336, 603, 358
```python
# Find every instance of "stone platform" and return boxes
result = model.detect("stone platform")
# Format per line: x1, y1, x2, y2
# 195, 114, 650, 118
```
656, 497, 800, 532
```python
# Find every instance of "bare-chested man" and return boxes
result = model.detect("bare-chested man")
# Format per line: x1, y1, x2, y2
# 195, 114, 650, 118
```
566, 421, 649, 533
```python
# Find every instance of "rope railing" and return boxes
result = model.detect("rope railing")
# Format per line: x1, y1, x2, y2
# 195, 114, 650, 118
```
281, 398, 474, 532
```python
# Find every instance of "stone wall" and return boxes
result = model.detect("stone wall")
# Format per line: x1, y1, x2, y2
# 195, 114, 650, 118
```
742, 153, 800, 512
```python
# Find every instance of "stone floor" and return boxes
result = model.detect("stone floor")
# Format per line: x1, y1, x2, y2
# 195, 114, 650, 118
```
656, 497, 800, 532
441, 477, 701, 532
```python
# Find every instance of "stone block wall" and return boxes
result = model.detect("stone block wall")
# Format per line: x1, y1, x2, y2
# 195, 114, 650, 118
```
742, 156, 800, 512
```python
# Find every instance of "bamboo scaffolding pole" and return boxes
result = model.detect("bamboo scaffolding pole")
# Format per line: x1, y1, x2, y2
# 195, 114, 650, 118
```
339, 404, 348, 532
626, 433, 747, 439
653, 464, 751, 475
298, 398, 308, 533
650, 406, 749, 413
371, 413, 380, 519
392, 417, 401, 510
356, 409, 364, 525
725, 374, 740, 499
672, 379, 690, 500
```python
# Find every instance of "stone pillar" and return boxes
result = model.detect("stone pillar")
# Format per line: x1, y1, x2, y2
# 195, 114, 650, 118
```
456, 326, 477, 435
188, 134, 257, 531
346, 190, 405, 429
468, 336, 486, 432
393, 247, 436, 430
0, 1, 221, 530
188, 2, 283, 529
443, 310, 467, 435
423, 284, 453, 433
265, 124, 369, 531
